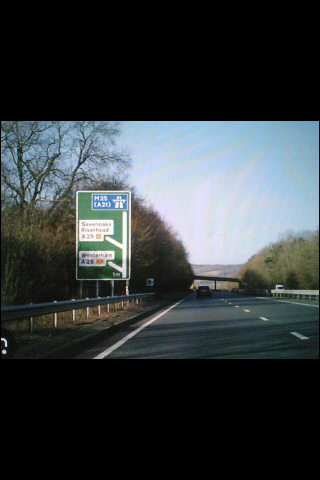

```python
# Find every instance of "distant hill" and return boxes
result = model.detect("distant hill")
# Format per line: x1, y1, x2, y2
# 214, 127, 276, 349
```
191, 264, 242, 277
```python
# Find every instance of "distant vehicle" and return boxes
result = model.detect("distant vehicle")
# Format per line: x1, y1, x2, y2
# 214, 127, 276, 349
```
275, 285, 284, 290
197, 285, 212, 298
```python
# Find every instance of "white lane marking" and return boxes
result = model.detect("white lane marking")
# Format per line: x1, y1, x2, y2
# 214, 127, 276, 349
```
244, 309, 250, 312
290, 332, 309, 340
277, 300, 319, 308
93, 295, 190, 359
235, 305, 239, 308
257, 297, 319, 308
259, 317, 269, 321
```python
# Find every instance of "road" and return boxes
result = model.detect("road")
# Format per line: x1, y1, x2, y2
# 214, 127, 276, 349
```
76, 291, 319, 359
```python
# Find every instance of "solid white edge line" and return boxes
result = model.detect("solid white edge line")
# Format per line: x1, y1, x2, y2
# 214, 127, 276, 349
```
93, 294, 193, 359
257, 297, 319, 308
277, 300, 319, 308
290, 332, 309, 340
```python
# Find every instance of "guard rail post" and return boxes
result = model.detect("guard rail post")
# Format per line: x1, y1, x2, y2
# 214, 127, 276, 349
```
72, 300, 76, 322
86, 298, 90, 319
29, 303, 34, 334
53, 301, 58, 327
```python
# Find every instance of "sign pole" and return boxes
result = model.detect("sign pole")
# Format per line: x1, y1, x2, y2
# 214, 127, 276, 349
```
126, 280, 129, 306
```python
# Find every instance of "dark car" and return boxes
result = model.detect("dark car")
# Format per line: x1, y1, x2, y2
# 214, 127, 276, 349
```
196, 285, 212, 298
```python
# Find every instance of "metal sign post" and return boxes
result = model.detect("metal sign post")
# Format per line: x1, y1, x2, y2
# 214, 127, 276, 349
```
76, 191, 131, 281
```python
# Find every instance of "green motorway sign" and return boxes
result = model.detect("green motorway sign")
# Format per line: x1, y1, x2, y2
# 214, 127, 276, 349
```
76, 191, 131, 280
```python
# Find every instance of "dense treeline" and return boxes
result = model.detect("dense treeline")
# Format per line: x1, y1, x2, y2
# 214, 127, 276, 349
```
238, 230, 319, 291
1, 185, 194, 305
1, 121, 193, 305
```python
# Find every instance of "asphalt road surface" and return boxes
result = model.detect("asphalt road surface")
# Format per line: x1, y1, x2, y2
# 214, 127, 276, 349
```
76, 291, 319, 359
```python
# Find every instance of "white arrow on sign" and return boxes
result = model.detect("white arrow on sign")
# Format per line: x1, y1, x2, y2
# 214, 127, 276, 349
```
105, 211, 127, 278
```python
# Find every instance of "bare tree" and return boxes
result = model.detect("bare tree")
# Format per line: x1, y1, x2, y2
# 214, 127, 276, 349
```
1, 121, 131, 212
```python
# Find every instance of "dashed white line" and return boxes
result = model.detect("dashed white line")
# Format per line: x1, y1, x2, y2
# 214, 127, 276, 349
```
221, 298, 313, 342
290, 332, 309, 340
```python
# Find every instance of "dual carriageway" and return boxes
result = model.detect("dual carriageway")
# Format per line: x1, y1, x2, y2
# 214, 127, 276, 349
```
2, 276, 318, 359
77, 289, 319, 359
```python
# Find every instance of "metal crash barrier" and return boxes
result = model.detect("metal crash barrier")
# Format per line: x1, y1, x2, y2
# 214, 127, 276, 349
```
1, 293, 155, 322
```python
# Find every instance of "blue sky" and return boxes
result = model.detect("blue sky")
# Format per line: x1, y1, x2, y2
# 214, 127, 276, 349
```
117, 121, 319, 265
